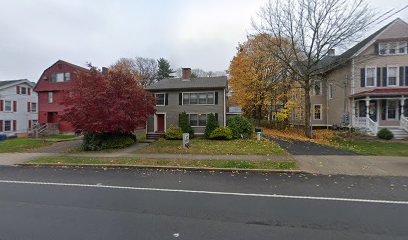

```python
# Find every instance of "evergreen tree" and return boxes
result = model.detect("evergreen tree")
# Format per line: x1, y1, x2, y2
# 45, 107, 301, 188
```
179, 112, 194, 138
204, 113, 219, 139
157, 58, 175, 80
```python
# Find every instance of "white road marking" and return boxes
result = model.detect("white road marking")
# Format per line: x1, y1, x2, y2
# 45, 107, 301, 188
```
0, 179, 407, 205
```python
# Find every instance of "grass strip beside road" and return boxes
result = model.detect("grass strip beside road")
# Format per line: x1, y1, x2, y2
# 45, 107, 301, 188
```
331, 137, 408, 156
29, 157, 297, 170
135, 139, 288, 156
0, 138, 54, 153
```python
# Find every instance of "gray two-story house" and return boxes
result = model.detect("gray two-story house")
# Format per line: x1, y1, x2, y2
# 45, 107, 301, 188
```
145, 68, 228, 136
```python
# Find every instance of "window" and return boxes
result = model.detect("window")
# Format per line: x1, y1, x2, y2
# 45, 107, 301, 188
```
51, 73, 71, 82
399, 42, 407, 54
328, 83, 334, 99
21, 87, 27, 95
155, 93, 165, 106
387, 66, 398, 86
4, 120, 11, 132
378, 41, 408, 55
48, 92, 53, 103
387, 100, 397, 120
188, 113, 208, 127
313, 80, 322, 96
313, 105, 322, 120
183, 92, 214, 105
365, 67, 376, 87
4, 100, 12, 112
31, 102, 37, 113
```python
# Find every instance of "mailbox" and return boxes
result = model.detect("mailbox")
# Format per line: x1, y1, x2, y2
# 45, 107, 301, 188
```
183, 133, 190, 149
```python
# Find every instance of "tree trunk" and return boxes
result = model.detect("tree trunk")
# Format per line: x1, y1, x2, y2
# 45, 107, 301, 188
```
304, 80, 313, 138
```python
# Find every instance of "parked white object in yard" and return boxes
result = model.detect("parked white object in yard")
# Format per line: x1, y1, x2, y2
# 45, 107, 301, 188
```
0, 79, 38, 137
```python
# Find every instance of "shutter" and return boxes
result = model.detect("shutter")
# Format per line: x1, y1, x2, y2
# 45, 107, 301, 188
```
28, 88, 31, 95
215, 113, 219, 124
0, 100, 3, 112
399, 67, 404, 86
0, 120, 2, 132
27, 102, 31, 112
16, 86, 20, 94
405, 66, 408, 86
165, 93, 169, 106
381, 100, 387, 120
360, 68, 365, 87
178, 114, 182, 126
215, 92, 219, 104
179, 93, 182, 105
13, 101, 17, 112
13, 120, 16, 131
374, 43, 379, 55
376, 68, 381, 87
383, 67, 387, 87
28, 120, 32, 129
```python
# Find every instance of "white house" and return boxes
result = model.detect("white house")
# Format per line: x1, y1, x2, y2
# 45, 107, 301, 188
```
0, 79, 38, 137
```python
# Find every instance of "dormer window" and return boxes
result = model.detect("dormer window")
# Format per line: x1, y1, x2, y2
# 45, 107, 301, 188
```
378, 41, 407, 55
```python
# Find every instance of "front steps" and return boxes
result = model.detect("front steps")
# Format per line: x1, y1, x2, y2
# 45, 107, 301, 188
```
146, 132, 164, 140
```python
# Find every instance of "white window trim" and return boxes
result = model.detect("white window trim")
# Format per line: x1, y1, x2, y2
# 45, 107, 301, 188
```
379, 41, 408, 56
313, 80, 322, 96
386, 100, 398, 120
328, 83, 333, 99
155, 93, 166, 107
4, 100, 12, 112
3, 120, 12, 132
187, 113, 211, 127
31, 102, 37, 113
313, 104, 322, 120
182, 91, 216, 106
48, 92, 53, 103
365, 66, 377, 87
387, 65, 399, 87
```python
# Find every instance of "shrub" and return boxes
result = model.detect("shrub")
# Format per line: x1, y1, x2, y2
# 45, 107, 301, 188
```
227, 115, 253, 139
179, 112, 194, 138
209, 127, 233, 140
205, 113, 219, 139
165, 127, 183, 140
377, 128, 394, 140
82, 132, 136, 151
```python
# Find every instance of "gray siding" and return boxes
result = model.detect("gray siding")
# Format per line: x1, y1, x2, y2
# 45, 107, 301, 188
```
148, 89, 226, 134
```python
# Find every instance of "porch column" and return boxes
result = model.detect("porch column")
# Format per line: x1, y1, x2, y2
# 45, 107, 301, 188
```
351, 100, 356, 126
365, 97, 370, 119
402, 98, 406, 118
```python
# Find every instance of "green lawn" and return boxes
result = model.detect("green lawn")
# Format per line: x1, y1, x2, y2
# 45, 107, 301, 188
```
331, 137, 408, 156
0, 138, 53, 153
29, 157, 296, 170
43, 135, 77, 140
134, 139, 287, 156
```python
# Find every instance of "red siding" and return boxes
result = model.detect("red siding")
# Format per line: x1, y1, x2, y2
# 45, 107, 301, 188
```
34, 60, 89, 132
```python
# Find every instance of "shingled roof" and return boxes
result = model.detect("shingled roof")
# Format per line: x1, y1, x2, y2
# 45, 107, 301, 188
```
145, 76, 228, 91
0, 79, 34, 88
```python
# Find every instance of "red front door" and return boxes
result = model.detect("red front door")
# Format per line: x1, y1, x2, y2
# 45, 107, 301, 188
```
157, 114, 165, 132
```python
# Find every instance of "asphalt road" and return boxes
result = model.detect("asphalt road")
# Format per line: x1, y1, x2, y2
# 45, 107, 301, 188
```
0, 166, 407, 240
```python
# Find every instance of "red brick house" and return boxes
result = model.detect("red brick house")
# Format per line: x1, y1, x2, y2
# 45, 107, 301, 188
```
34, 60, 89, 132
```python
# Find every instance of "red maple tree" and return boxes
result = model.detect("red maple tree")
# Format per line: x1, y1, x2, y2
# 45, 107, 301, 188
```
62, 65, 156, 133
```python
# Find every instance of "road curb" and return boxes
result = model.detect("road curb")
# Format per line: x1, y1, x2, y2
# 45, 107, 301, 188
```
17, 163, 304, 174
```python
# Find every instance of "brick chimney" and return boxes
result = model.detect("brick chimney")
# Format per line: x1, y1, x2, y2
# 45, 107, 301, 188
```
182, 68, 191, 80
328, 49, 335, 56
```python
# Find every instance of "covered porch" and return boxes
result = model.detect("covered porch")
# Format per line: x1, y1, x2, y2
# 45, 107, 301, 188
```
351, 91, 408, 136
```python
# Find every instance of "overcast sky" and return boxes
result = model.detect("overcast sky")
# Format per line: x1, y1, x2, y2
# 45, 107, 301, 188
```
0, 0, 407, 82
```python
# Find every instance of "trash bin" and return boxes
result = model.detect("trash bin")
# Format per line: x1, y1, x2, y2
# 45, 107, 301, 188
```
0, 134, 7, 141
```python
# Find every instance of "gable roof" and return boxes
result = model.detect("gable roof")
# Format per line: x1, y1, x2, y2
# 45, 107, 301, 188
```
0, 79, 34, 90
145, 76, 228, 91
320, 18, 405, 73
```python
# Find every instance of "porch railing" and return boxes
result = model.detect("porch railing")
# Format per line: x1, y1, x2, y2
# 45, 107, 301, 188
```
367, 118, 378, 135
353, 116, 367, 128
401, 116, 408, 132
